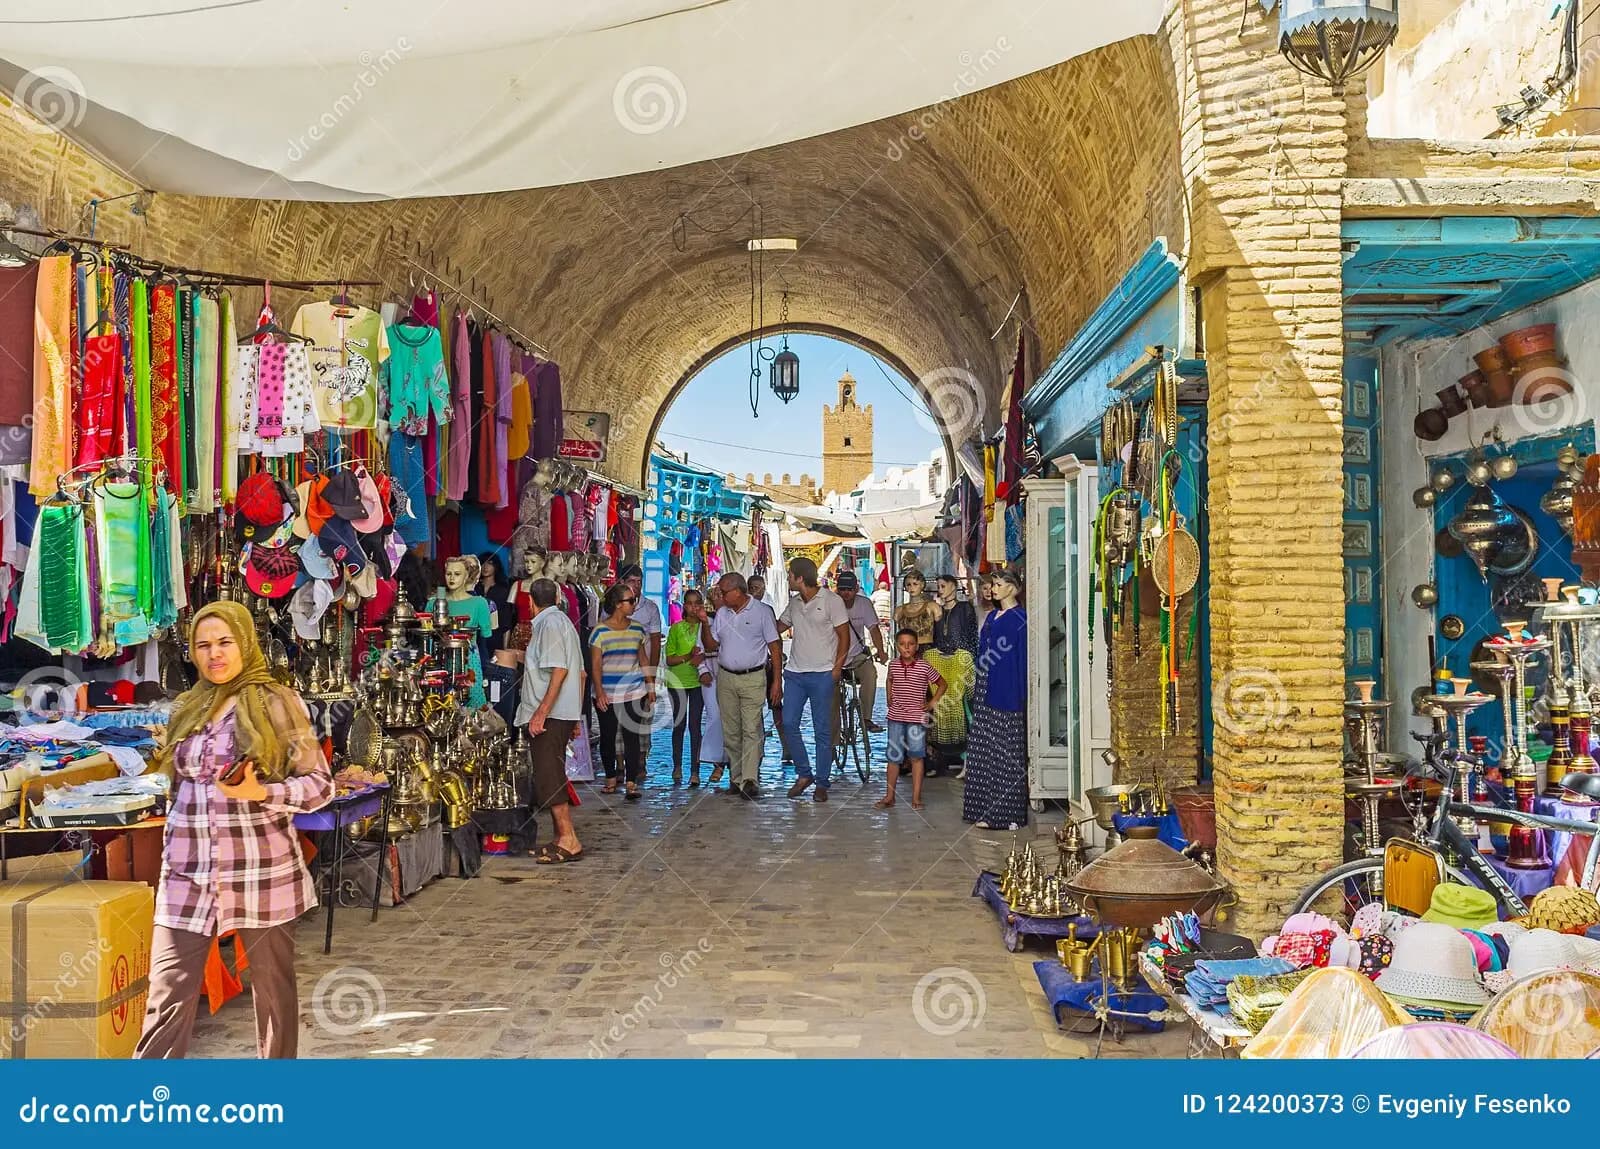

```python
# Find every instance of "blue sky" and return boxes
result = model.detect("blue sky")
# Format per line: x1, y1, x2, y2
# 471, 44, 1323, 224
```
656, 333, 941, 484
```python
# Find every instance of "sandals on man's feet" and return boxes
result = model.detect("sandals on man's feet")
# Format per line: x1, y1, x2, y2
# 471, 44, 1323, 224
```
533, 843, 584, 864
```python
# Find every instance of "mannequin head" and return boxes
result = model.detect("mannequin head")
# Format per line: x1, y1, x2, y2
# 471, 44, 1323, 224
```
902, 570, 926, 599
522, 549, 546, 580
444, 556, 478, 597
585, 556, 604, 585
546, 553, 568, 582
977, 573, 994, 606
992, 568, 1022, 609
936, 575, 959, 605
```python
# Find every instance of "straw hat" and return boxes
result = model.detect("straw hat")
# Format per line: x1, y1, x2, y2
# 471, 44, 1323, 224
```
1521, 886, 1600, 934
1374, 921, 1489, 1007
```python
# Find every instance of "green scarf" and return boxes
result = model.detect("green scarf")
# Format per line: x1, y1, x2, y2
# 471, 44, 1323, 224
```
38, 504, 89, 650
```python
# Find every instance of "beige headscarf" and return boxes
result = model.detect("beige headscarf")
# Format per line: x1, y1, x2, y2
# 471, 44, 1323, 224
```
153, 600, 304, 782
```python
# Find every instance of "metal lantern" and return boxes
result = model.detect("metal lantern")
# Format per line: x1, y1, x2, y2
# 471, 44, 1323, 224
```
769, 291, 800, 403
770, 337, 800, 403
1449, 486, 1520, 582
1277, 0, 1398, 87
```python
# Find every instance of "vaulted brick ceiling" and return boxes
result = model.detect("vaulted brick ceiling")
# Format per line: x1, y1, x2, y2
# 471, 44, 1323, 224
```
150, 35, 1182, 484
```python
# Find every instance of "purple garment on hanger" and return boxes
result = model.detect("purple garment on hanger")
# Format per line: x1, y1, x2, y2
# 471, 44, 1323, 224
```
530, 358, 563, 459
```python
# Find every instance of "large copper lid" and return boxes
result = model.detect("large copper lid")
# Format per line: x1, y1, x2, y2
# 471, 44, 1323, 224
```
1065, 827, 1224, 902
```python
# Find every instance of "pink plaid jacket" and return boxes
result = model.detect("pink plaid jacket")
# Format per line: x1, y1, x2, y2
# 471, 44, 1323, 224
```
155, 707, 333, 934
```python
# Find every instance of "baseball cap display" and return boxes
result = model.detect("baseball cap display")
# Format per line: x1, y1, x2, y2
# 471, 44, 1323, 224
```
318, 517, 367, 577
292, 474, 336, 539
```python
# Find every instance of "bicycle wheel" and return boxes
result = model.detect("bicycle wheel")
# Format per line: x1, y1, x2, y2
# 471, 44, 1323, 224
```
1290, 857, 1476, 925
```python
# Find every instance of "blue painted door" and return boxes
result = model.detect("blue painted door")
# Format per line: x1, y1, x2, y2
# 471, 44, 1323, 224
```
1343, 358, 1383, 690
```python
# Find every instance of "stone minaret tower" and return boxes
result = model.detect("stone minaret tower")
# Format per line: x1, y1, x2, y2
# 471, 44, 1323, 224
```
821, 369, 873, 496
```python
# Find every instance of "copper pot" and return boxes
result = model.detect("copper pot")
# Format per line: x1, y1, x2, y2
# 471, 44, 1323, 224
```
1436, 383, 1468, 418
1414, 407, 1448, 441
1064, 826, 1226, 929
1511, 350, 1573, 402
1500, 322, 1557, 362
1474, 346, 1516, 408
1457, 370, 1490, 408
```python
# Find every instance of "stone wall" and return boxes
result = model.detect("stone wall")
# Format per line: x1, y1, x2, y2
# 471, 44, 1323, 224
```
1169, 0, 1355, 935
1108, 591, 1203, 792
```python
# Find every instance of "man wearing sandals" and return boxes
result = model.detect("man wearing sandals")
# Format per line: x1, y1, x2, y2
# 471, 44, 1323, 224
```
516, 577, 587, 863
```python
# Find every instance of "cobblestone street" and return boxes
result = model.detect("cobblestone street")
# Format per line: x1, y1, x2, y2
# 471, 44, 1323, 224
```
191, 713, 1184, 1059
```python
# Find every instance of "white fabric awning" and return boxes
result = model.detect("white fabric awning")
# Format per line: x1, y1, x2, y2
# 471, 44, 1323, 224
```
0, 0, 1162, 199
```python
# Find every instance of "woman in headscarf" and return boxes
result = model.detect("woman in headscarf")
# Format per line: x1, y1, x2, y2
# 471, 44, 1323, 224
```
135, 600, 333, 1060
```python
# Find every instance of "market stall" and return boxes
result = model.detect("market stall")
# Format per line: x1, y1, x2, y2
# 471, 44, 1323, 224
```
0, 234, 649, 1054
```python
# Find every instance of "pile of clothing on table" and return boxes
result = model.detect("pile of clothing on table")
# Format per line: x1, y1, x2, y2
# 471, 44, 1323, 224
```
1145, 912, 1316, 1034
0, 714, 166, 821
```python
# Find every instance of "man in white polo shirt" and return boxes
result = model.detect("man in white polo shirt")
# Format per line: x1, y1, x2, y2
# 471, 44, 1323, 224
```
701, 572, 782, 799
777, 557, 849, 802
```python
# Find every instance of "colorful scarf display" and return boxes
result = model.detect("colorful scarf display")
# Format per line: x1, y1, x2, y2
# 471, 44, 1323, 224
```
76, 333, 124, 468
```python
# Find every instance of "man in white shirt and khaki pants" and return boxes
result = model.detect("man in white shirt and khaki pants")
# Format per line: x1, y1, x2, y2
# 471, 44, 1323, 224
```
777, 557, 850, 803
701, 572, 782, 799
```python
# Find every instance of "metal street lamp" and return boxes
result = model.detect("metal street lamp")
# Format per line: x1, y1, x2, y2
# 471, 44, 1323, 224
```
1275, 0, 1398, 88
769, 293, 799, 403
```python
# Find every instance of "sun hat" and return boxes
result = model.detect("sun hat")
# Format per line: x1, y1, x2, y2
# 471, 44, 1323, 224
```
1374, 921, 1490, 1007
1481, 920, 1528, 943
1421, 883, 1499, 929
1522, 885, 1600, 934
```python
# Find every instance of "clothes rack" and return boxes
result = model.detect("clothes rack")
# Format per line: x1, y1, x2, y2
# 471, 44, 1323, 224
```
0, 221, 379, 293
389, 251, 551, 356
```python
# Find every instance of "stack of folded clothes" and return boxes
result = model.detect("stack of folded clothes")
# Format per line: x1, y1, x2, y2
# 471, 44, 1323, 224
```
1184, 956, 1294, 1010
1226, 969, 1315, 1032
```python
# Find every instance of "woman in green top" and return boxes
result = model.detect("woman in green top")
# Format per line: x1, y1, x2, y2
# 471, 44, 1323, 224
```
590, 583, 651, 799
664, 589, 712, 787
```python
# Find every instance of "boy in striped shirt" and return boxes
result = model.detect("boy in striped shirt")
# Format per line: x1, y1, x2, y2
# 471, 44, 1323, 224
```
877, 628, 946, 810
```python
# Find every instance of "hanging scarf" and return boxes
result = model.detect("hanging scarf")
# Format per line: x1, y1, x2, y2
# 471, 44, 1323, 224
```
218, 292, 238, 503
113, 268, 133, 458
177, 288, 194, 503
154, 600, 303, 783
148, 282, 179, 491
37, 502, 89, 650
448, 311, 471, 500
27, 255, 73, 496
132, 280, 153, 493
150, 486, 177, 628
95, 479, 152, 647
76, 333, 123, 468
192, 294, 219, 511
255, 341, 287, 440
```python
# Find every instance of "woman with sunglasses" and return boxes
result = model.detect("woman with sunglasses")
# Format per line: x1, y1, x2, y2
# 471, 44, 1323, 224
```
590, 582, 652, 799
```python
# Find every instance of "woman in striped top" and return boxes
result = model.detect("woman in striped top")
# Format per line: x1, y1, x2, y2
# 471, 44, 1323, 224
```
590, 583, 651, 798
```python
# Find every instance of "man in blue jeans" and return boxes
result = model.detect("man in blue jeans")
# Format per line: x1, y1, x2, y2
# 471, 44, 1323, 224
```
777, 557, 850, 802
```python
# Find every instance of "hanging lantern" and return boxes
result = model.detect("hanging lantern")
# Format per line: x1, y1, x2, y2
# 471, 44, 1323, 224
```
770, 337, 800, 403
1449, 487, 1519, 582
769, 291, 800, 403
1277, 0, 1398, 88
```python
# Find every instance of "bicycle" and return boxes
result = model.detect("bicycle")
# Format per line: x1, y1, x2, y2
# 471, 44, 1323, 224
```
835, 664, 872, 783
1291, 725, 1600, 921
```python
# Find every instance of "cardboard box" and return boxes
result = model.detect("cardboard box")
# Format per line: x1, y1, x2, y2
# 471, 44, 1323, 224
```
0, 880, 153, 1058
